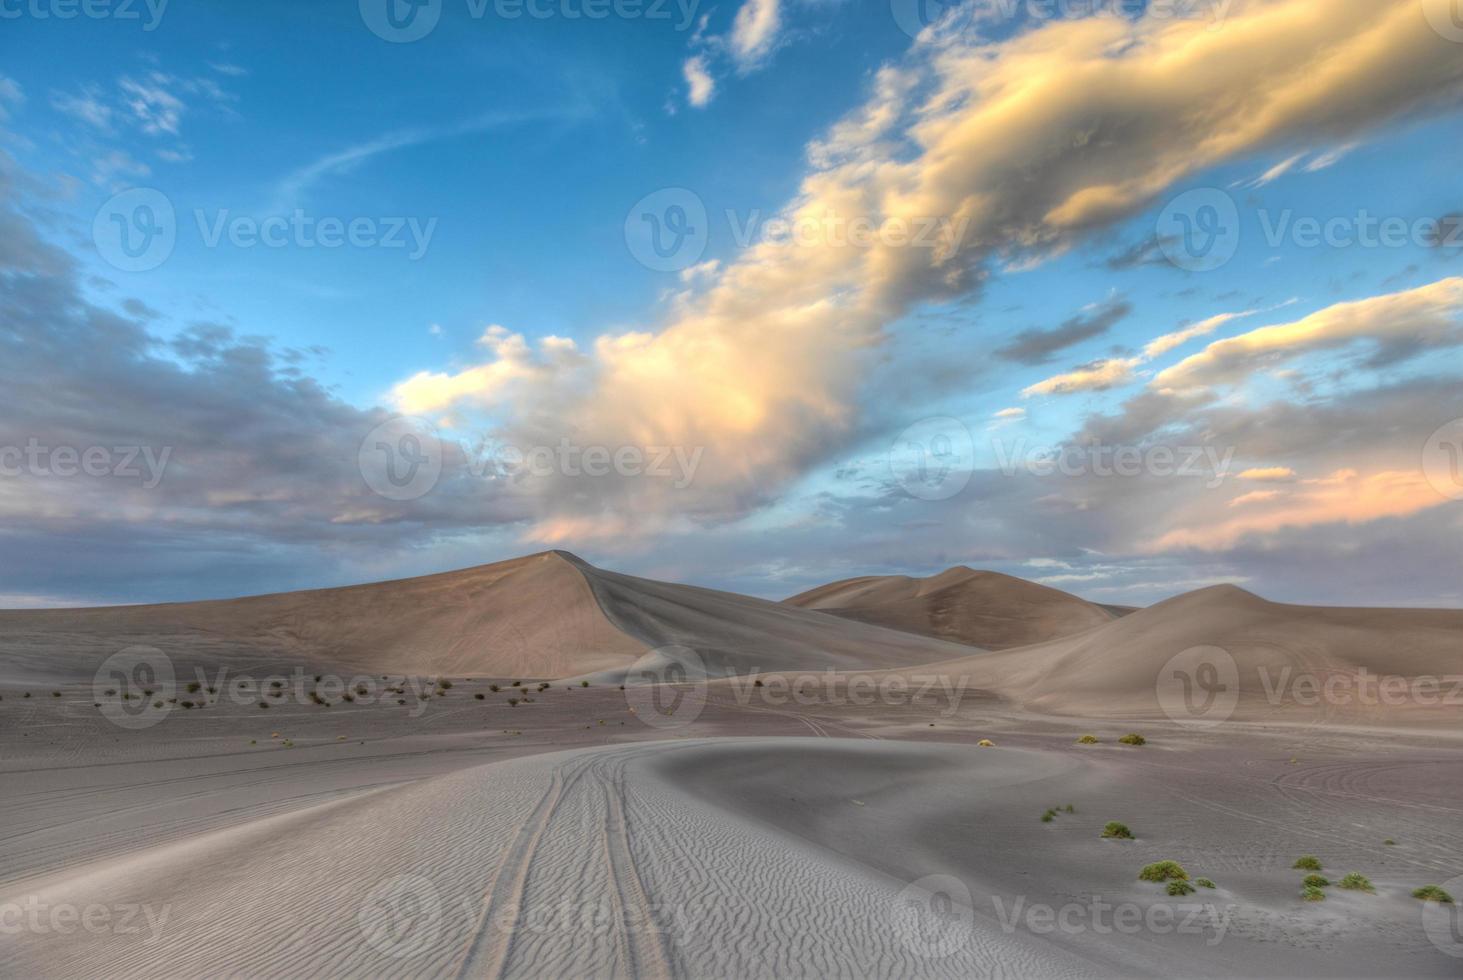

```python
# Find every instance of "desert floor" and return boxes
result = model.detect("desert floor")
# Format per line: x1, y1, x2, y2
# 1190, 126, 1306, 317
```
2, 679, 1461, 978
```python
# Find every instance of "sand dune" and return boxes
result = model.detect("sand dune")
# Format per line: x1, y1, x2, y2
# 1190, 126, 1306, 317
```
920, 584, 1463, 724
785, 566, 1117, 650
0, 551, 974, 683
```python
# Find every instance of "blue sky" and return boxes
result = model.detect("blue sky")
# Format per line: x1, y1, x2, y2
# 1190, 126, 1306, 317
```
1, 0, 1462, 608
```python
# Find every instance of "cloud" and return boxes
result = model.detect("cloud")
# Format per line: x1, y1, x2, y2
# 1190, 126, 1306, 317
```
729, 0, 783, 71
395, 0, 1463, 541
1154, 278, 1463, 390
683, 56, 716, 108
118, 73, 185, 135
50, 87, 113, 131
271, 106, 585, 207
0, 75, 23, 122
1238, 466, 1297, 481
1022, 356, 1141, 397
995, 298, 1131, 365
1148, 469, 1448, 551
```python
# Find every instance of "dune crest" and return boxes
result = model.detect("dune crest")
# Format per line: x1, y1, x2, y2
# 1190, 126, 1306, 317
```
785, 566, 1117, 650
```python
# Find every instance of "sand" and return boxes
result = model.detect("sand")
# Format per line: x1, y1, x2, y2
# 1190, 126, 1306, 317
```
2, 554, 1461, 978
784, 566, 1118, 650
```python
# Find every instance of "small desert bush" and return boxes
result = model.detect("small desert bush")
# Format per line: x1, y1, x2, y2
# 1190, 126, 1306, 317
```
511, 680, 521, 687
581, 680, 589, 687
1301, 886, 1326, 902
1302, 874, 1330, 888
474, 693, 485, 700
1292, 856, 1322, 871
1041, 809, 1057, 823
1195, 878, 1216, 889
507, 698, 519, 706
1118, 733, 1146, 746
439, 680, 453, 690
1338, 873, 1373, 893
753, 679, 764, 687
258, 701, 269, 709
1102, 821, 1134, 840
187, 682, 201, 693
489, 684, 500, 692
1138, 860, 1188, 882
1412, 885, 1454, 903
342, 693, 355, 702
51, 691, 61, 698
1383, 838, 1396, 846
1076, 734, 1099, 744
1167, 880, 1195, 897
977, 738, 995, 747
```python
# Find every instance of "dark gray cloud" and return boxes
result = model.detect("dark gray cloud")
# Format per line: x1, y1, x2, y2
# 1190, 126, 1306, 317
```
994, 299, 1132, 365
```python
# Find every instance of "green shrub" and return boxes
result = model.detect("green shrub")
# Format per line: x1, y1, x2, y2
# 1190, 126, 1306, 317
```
258, 701, 269, 709
1076, 734, 1099, 744
1064, 804, 1075, 813
1167, 880, 1195, 897
474, 693, 485, 700
187, 682, 201, 693
490, 684, 500, 692
1413, 885, 1454, 903
1338, 873, 1373, 893
581, 680, 589, 687
1292, 856, 1322, 871
1102, 821, 1134, 840
1195, 878, 1216, 888
1139, 860, 1187, 882
439, 680, 453, 690
507, 698, 519, 706
1118, 733, 1146, 746
1041, 810, 1056, 823
1301, 886, 1325, 902
1302, 874, 1329, 888
1383, 839, 1396, 846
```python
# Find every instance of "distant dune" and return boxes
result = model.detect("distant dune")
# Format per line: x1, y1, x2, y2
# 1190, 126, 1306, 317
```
0, 551, 973, 681
918, 584, 1463, 724
784, 566, 1118, 650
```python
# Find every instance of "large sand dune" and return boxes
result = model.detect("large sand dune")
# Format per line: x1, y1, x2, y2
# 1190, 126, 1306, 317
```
0, 551, 974, 683
922, 585, 1463, 725
785, 566, 1117, 650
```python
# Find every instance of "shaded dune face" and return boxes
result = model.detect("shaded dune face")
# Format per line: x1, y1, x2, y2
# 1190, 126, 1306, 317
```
0, 551, 975, 682
912, 585, 1463, 725
784, 566, 1118, 650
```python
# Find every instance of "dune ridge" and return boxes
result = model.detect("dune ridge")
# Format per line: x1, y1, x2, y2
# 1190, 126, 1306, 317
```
784, 566, 1118, 650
